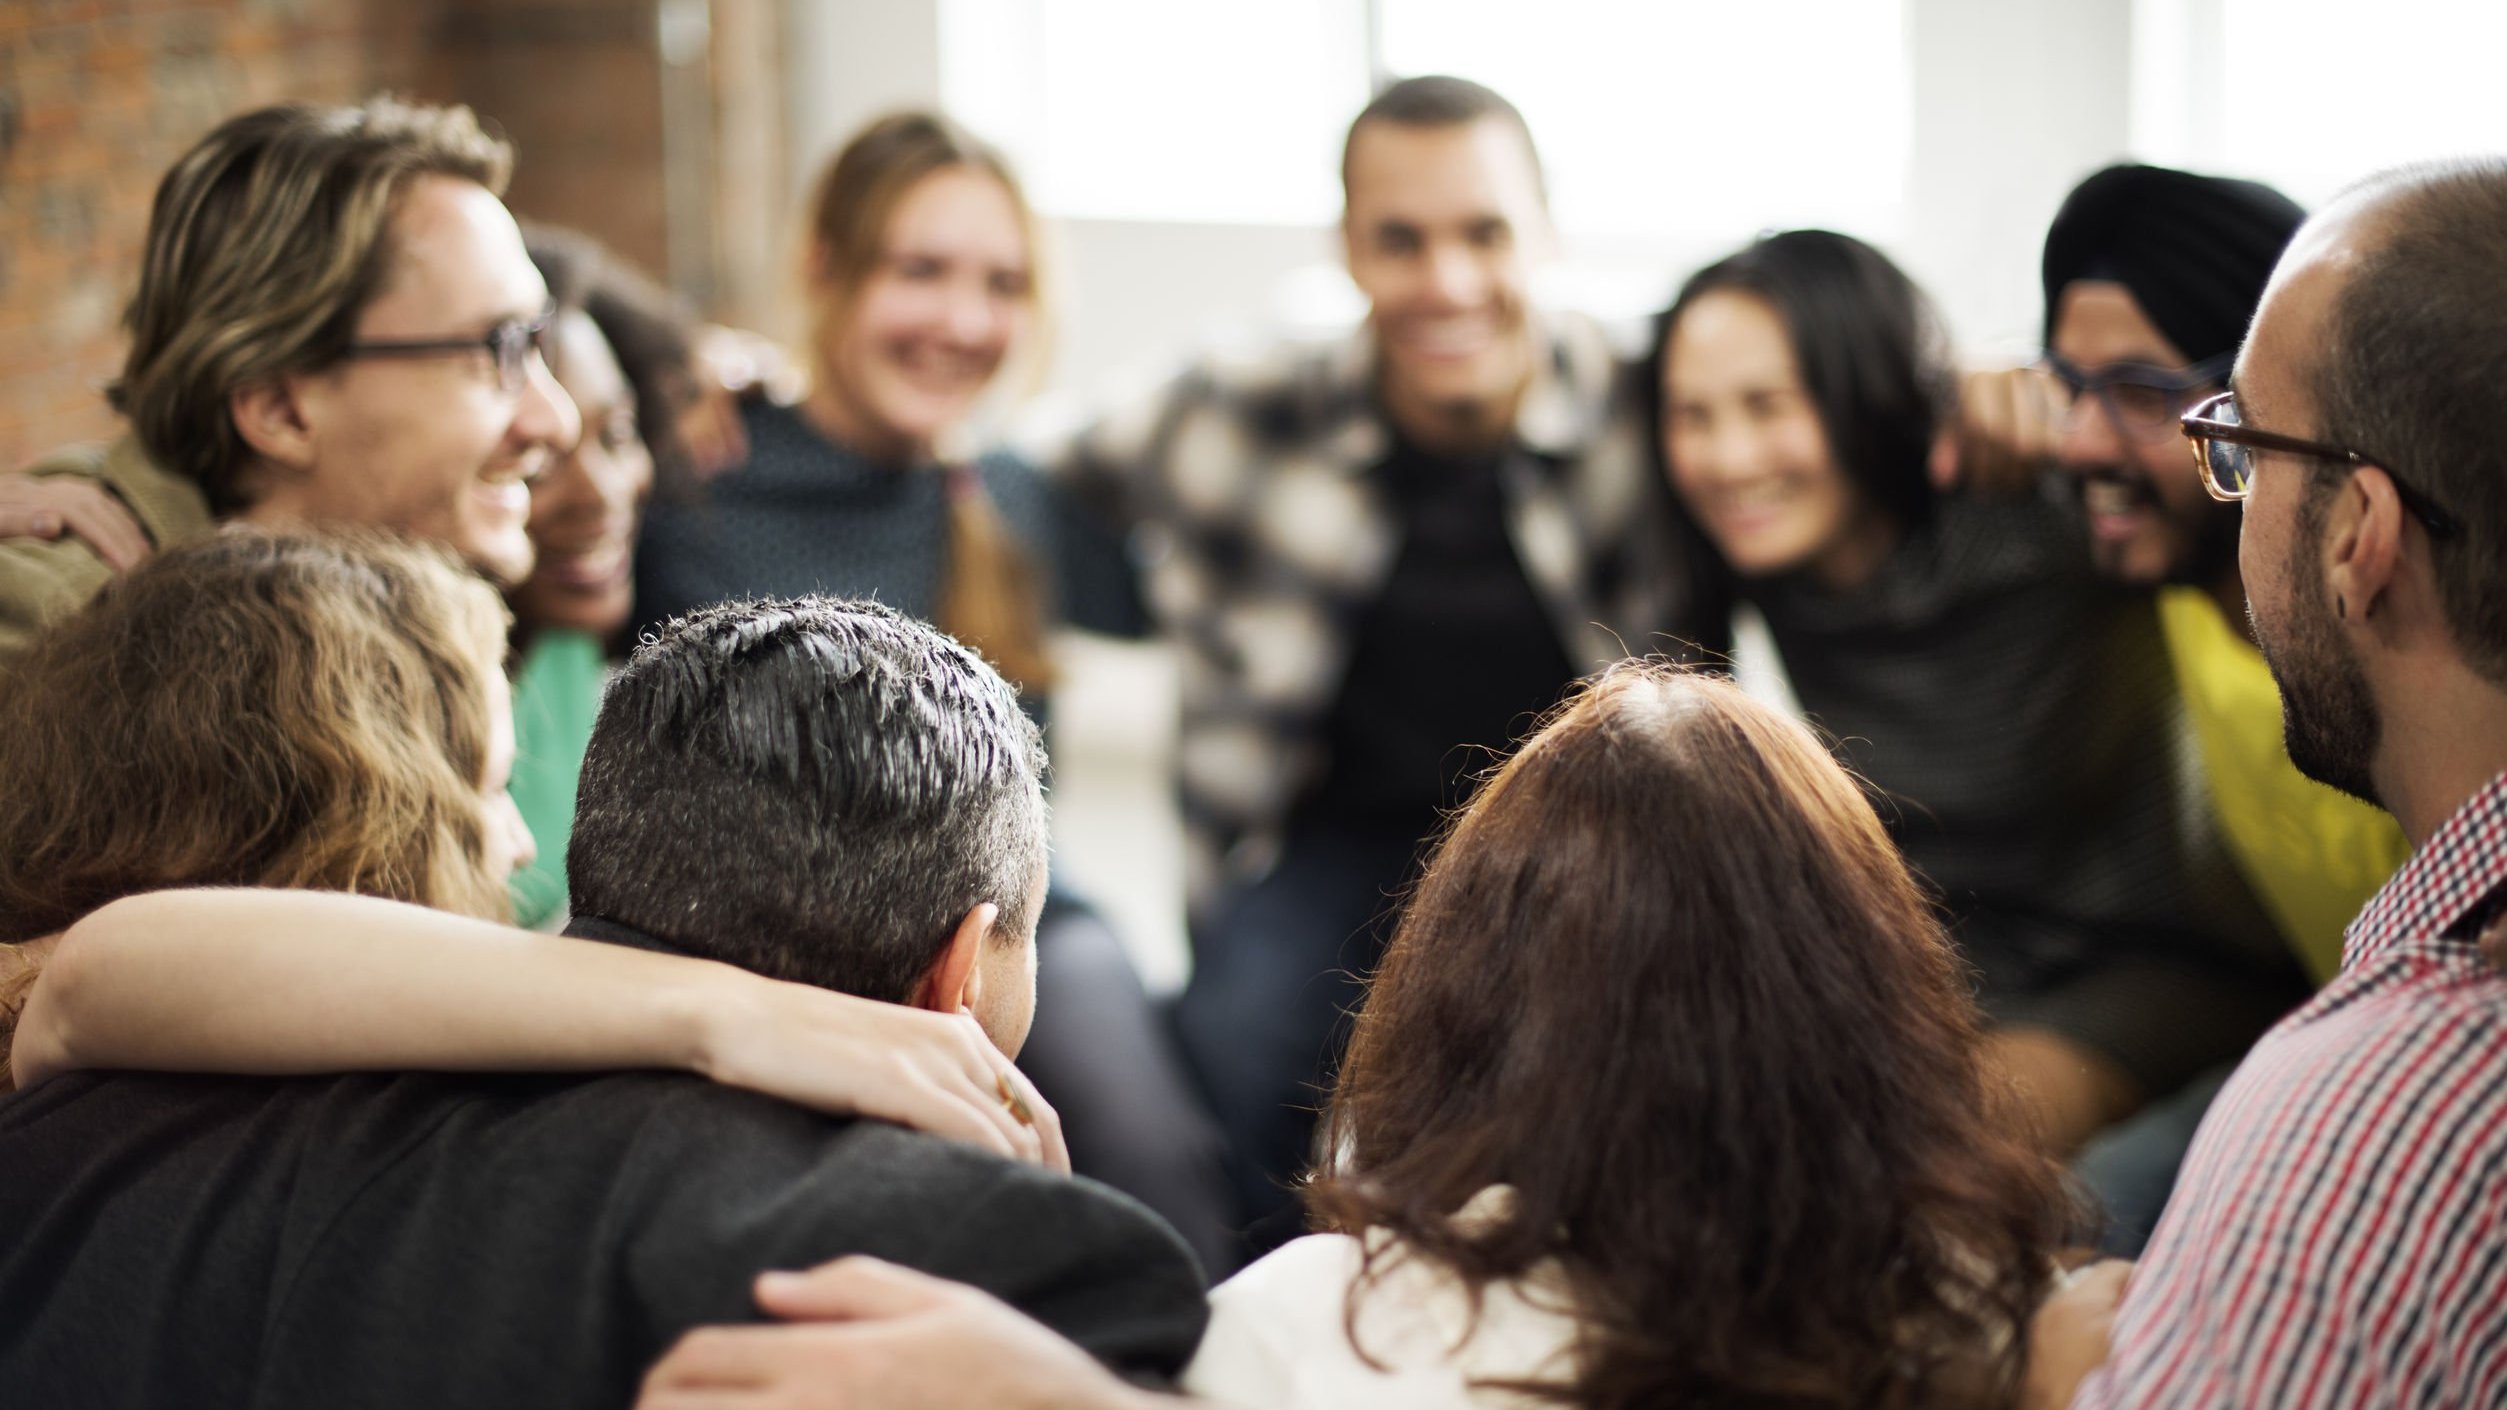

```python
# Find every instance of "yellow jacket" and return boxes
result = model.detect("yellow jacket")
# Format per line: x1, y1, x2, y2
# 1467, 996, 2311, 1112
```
2159, 587, 2412, 983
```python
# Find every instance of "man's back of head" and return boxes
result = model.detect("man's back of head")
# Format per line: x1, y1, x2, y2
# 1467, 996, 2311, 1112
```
568, 598, 1050, 1048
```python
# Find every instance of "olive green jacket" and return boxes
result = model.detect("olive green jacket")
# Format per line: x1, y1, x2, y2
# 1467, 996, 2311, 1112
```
0, 437, 213, 670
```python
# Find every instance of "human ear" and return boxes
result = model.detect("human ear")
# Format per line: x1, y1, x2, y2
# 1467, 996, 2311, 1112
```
228, 379, 319, 476
2325, 467, 2405, 626
910, 902, 998, 1016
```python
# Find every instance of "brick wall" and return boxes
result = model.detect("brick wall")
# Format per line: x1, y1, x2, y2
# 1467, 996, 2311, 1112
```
0, 0, 779, 469
427, 0, 674, 292
0, 0, 431, 464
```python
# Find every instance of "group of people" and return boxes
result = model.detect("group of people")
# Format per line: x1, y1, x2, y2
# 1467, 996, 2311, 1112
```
0, 69, 2500, 1410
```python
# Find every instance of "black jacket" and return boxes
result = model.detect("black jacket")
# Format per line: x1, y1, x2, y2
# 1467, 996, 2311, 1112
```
0, 1025, 1206, 1408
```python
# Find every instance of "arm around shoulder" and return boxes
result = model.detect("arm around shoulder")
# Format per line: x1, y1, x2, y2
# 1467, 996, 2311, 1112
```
10, 888, 1060, 1167
642, 1256, 1204, 1410
0, 530, 124, 672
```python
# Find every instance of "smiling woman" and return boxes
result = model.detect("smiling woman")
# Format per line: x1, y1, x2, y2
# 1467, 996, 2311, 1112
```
495, 225, 683, 929
1649, 229, 2304, 1172
1657, 230, 1948, 593
627, 111, 1234, 1274
633, 111, 1079, 688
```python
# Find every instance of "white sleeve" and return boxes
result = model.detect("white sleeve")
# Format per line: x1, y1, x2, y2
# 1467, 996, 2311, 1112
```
1183, 1234, 1489, 1410
1182, 1236, 1354, 1409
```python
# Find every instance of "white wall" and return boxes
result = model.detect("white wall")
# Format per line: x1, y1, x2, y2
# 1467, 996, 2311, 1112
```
784, 0, 2148, 396
1903, 0, 2135, 357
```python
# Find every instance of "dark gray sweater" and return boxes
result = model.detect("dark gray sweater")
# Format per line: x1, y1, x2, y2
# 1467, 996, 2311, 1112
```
1750, 494, 2304, 1095
0, 941, 1207, 1408
633, 400, 1142, 643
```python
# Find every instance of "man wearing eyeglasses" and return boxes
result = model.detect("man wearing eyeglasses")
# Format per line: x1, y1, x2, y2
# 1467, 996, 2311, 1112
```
0, 96, 578, 669
2030, 165, 2412, 1259
2026, 155, 2507, 1410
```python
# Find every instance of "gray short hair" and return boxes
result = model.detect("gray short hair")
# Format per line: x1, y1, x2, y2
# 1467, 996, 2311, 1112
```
568, 598, 1048, 1002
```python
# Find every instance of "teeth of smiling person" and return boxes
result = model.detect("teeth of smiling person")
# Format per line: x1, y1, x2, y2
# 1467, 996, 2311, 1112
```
1723, 482, 1795, 510
1401, 320, 1495, 357
898, 347, 992, 381
478, 479, 531, 516
2083, 479, 2142, 517
548, 543, 627, 586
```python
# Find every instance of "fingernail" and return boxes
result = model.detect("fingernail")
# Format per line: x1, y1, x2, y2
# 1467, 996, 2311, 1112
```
757, 1270, 804, 1294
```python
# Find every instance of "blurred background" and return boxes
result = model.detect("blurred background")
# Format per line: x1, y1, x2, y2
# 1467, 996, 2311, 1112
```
8, 0, 2505, 981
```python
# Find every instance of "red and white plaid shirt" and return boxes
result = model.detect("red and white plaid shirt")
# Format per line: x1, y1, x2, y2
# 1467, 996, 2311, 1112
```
2075, 771, 2507, 1408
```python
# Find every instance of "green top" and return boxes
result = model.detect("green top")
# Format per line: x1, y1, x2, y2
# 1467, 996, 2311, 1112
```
507, 629, 609, 928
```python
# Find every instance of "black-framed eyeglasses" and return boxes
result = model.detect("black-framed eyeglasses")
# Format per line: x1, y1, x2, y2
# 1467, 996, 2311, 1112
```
2179, 391, 2464, 539
339, 305, 554, 394
2043, 350, 2234, 443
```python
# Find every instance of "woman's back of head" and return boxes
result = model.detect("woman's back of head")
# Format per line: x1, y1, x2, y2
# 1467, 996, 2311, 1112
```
0, 528, 512, 944
1314, 662, 2067, 1409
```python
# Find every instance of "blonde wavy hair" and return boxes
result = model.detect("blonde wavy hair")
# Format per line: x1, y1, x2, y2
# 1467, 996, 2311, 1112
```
109, 96, 512, 513
0, 528, 513, 947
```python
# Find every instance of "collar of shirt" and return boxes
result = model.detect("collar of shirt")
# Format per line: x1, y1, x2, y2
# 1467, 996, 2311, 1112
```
2341, 769, 2507, 969
562, 912, 694, 959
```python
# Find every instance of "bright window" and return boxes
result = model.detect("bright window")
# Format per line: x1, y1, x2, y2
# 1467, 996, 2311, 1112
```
940, 0, 1369, 226
941, 0, 1912, 244
1376, 0, 1910, 243
2132, 0, 2507, 205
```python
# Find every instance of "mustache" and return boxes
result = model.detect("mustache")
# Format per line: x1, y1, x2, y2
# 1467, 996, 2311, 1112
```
2071, 463, 2156, 511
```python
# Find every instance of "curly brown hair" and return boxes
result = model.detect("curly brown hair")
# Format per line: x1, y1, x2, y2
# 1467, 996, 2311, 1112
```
1309, 662, 2071, 1409
0, 528, 512, 944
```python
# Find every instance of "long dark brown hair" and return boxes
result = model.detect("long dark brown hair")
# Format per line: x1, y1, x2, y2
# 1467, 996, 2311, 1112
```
1310, 662, 2069, 1409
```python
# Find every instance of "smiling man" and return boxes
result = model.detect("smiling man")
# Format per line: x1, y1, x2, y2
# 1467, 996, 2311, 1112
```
0, 96, 579, 670
2040, 166, 2413, 1256
1054, 76, 1689, 1250
2027, 155, 2507, 1410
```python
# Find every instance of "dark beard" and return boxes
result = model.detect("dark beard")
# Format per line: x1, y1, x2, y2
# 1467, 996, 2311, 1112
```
2255, 529, 2382, 806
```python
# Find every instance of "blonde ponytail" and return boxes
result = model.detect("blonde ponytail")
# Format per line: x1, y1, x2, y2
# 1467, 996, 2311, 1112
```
936, 464, 1057, 695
